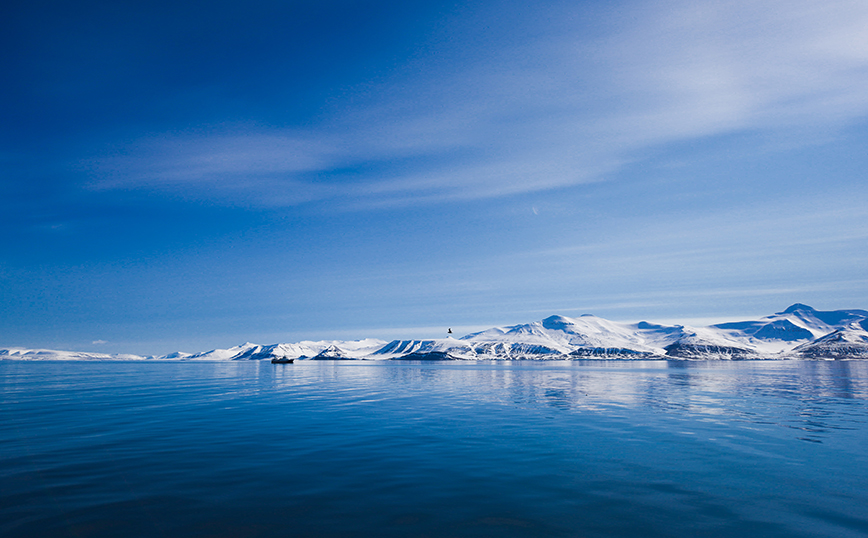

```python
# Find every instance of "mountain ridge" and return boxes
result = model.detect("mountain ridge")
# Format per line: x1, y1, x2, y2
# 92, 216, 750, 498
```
4, 304, 868, 361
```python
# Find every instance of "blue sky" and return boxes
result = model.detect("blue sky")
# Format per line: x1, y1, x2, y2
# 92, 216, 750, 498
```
3, 0, 868, 354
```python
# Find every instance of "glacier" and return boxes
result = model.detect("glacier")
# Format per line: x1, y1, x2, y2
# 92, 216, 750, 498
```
3, 304, 868, 361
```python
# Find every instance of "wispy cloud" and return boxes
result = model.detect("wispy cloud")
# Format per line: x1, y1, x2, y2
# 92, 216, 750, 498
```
595, 0, 868, 136
83, 0, 868, 207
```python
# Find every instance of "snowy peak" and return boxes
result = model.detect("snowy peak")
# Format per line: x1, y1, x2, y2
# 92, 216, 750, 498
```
791, 323, 868, 359
752, 320, 814, 341
5, 305, 868, 361
777, 304, 868, 332
464, 314, 680, 355
541, 315, 577, 331
311, 345, 352, 360
782, 303, 816, 314
447, 305, 868, 360
714, 304, 868, 344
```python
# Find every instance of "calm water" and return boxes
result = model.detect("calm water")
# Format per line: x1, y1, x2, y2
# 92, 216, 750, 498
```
2, 360, 867, 538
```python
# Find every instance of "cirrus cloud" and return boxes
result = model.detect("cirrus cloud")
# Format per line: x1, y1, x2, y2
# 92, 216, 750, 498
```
82, 0, 868, 207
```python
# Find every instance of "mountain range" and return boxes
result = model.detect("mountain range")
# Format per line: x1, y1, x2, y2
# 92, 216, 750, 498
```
3, 304, 868, 361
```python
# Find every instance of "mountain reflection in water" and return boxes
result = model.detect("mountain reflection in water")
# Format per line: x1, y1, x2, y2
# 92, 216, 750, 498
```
2, 360, 867, 538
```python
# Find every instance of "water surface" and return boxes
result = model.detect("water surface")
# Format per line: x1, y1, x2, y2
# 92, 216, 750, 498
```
2, 360, 867, 537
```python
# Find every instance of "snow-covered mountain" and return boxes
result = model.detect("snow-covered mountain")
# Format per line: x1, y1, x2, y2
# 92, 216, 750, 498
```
370, 304, 868, 360
0, 339, 387, 362
182, 339, 388, 360
790, 323, 868, 359
0, 348, 148, 361
3, 305, 867, 361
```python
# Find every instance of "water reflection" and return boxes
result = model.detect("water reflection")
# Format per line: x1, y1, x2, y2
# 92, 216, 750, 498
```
3, 360, 868, 538
7, 360, 865, 445
253, 359, 868, 444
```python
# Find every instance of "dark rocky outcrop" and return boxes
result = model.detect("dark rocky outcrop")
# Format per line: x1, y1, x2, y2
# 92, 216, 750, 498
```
664, 342, 758, 360
569, 347, 653, 359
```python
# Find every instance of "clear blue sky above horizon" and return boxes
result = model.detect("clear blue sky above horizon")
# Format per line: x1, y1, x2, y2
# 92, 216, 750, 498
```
3, 0, 868, 355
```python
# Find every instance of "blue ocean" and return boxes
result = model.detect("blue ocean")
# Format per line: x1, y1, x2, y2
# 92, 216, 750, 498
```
2, 360, 867, 537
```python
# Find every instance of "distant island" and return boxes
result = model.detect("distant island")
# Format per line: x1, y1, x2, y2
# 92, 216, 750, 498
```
4, 304, 868, 361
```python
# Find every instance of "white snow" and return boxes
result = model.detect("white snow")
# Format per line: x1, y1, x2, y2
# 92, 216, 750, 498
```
0, 347, 148, 361
3, 304, 867, 361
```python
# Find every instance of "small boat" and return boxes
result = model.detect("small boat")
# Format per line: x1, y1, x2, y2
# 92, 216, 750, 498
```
271, 357, 295, 364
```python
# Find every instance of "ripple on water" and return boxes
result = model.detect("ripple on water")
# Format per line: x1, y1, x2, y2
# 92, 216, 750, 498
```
1, 360, 868, 538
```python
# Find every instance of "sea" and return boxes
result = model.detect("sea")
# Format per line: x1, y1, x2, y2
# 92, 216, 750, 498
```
2, 359, 867, 538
